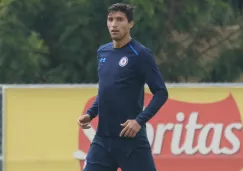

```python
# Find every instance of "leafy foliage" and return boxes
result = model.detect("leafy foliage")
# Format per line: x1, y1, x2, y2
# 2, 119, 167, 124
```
0, 0, 242, 83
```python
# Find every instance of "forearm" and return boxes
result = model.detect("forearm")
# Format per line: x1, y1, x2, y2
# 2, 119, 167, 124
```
86, 95, 99, 120
136, 88, 168, 126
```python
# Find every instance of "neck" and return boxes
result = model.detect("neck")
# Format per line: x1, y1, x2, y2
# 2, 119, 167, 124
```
113, 35, 132, 48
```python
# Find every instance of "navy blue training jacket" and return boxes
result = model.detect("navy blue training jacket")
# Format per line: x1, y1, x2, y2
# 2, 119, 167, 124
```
87, 39, 168, 138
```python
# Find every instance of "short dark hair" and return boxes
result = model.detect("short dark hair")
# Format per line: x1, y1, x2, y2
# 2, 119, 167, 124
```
108, 3, 136, 22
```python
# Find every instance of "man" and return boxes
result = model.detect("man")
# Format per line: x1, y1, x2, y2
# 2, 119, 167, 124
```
77, 3, 168, 171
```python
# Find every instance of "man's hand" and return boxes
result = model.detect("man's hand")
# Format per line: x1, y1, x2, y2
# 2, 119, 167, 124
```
120, 120, 141, 138
77, 114, 91, 129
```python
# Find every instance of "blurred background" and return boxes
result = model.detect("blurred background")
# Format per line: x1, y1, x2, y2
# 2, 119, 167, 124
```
0, 0, 242, 83
0, 0, 243, 171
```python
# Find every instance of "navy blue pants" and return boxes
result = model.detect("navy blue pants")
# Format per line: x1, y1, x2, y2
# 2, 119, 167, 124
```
83, 135, 156, 171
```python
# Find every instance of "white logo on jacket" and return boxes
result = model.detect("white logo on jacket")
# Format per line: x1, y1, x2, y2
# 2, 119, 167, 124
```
119, 56, 128, 67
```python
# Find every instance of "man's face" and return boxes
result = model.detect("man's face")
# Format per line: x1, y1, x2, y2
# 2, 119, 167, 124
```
107, 11, 133, 41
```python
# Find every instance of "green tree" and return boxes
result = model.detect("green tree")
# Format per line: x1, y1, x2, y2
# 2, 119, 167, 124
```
0, 0, 241, 83
128, 0, 239, 82
0, 1, 48, 83
202, 27, 243, 82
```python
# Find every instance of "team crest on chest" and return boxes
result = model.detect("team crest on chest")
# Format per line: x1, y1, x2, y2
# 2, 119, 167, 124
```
119, 56, 128, 67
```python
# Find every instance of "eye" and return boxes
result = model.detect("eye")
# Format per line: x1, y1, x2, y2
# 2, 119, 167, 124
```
117, 17, 123, 21
108, 17, 113, 22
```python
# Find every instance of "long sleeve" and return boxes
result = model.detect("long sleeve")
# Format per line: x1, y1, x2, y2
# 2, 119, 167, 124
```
86, 52, 101, 120
136, 48, 168, 126
86, 95, 99, 120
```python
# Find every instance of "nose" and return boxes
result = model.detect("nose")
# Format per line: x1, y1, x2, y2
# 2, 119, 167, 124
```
111, 20, 117, 28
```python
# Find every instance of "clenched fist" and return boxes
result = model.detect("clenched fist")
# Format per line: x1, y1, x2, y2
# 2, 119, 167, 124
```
77, 114, 91, 129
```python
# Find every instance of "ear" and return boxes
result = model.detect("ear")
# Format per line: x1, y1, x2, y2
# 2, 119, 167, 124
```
129, 21, 134, 29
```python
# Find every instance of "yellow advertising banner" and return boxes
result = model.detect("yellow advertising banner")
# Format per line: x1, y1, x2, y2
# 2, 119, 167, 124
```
3, 85, 243, 171
4, 86, 98, 171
